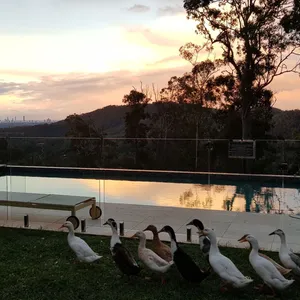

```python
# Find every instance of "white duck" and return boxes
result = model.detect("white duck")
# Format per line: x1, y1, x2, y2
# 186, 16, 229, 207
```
239, 234, 294, 297
131, 231, 174, 284
199, 227, 253, 291
60, 221, 102, 263
269, 229, 300, 276
187, 219, 291, 276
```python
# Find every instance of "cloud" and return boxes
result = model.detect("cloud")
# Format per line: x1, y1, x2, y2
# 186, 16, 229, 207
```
146, 55, 182, 67
157, 5, 184, 16
125, 27, 185, 47
1, 63, 299, 120
0, 66, 190, 120
128, 4, 150, 13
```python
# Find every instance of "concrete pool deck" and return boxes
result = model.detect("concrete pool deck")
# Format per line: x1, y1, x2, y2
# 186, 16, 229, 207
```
0, 202, 300, 253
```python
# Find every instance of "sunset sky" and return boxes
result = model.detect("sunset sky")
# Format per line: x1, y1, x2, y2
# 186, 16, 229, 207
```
0, 0, 299, 120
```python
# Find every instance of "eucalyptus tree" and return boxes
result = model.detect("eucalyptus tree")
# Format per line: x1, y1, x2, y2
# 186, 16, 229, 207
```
183, 0, 300, 138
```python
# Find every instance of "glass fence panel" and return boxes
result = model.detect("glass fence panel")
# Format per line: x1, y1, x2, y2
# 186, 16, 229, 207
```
0, 137, 8, 164
103, 138, 197, 171
253, 140, 285, 175
102, 138, 138, 169
158, 139, 196, 171
0, 172, 8, 224
5, 169, 104, 231
284, 140, 300, 175
7, 137, 105, 168
2, 137, 300, 176
63, 138, 103, 168
8, 137, 69, 166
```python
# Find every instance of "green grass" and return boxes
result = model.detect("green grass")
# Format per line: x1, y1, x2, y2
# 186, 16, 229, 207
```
0, 227, 299, 300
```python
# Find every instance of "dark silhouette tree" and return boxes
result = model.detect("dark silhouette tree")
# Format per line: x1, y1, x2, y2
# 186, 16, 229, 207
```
122, 88, 150, 167
183, 0, 300, 139
281, 0, 300, 40
65, 114, 105, 167
159, 58, 222, 136
0, 138, 8, 164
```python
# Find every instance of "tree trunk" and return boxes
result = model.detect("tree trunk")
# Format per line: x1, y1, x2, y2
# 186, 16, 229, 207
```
134, 139, 138, 167
241, 109, 251, 140
241, 94, 252, 174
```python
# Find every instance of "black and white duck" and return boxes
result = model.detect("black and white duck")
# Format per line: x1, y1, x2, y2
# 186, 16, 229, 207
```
186, 219, 210, 258
104, 218, 140, 276
158, 225, 210, 283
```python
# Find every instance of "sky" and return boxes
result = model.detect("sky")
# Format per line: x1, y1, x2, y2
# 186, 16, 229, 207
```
0, 0, 299, 120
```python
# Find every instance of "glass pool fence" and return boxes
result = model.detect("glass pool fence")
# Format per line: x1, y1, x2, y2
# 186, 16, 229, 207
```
0, 137, 300, 175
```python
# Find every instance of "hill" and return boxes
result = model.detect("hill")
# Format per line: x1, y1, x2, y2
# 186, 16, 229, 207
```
0, 104, 300, 139
0, 105, 130, 137
271, 109, 300, 139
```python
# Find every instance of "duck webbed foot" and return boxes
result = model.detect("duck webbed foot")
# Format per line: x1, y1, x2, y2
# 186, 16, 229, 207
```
264, 286, 278, 298
220, 281, 232, 292
254, 283, 265, 291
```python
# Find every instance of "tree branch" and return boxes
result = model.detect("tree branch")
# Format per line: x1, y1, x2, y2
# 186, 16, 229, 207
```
261, 47, 300, 87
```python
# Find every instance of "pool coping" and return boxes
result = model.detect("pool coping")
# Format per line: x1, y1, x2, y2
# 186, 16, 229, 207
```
1, 201, 300, 254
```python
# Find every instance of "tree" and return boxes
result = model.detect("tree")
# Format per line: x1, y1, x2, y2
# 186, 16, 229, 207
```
281, 0, 300, 40
122, 87, 150, 167
159, 58, 222, 135
65, 114, 105, 167
0, 137, 8, 164
183, 0, 300, 138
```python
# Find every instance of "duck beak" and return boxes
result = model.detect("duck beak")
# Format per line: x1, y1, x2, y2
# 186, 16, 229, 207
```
186, 221, 193, 226
157, 228, 164, 234
238, 236, 247, 243
269, 231, 275, 236
103, 221, 108, 226
58, 225, 64, 229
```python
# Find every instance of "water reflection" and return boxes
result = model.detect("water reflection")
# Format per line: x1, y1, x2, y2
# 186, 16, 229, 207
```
0, 176, 300, 214
178, 183, 300, 214
179, 185, 225, 210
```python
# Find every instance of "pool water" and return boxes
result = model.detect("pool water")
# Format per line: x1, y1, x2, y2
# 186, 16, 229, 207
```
0, 175, 299, 214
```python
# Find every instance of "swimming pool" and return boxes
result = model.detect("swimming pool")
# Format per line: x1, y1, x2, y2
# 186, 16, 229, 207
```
1, 174, 299, 214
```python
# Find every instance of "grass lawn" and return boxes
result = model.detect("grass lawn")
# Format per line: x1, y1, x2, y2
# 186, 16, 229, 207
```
0, 227, 299, 300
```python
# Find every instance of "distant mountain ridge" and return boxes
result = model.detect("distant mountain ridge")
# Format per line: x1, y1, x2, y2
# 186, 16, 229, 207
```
0, 105, 129, 137
0, 104, 299, 139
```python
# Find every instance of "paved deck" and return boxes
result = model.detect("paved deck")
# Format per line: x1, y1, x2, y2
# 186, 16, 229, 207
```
0, 202, 299, 253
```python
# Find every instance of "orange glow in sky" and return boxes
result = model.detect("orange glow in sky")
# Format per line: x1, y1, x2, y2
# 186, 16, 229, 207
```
0, 0, 299, 120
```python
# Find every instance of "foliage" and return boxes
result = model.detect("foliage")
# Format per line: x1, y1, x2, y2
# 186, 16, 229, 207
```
281, 0, 300, 40
122, 88, 150, 168
0, 138, 8, 164
183, 0, 300, 138
1, 227, 299, 300
160, 60, 221, 106
122, 90, 150, 139
64, 114, 105, 167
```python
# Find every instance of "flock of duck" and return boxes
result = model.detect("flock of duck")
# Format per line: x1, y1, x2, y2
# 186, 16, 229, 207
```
60, 218, 300, 298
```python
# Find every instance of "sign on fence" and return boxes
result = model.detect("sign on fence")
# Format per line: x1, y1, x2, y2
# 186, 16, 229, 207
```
228, 140, 256, 159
